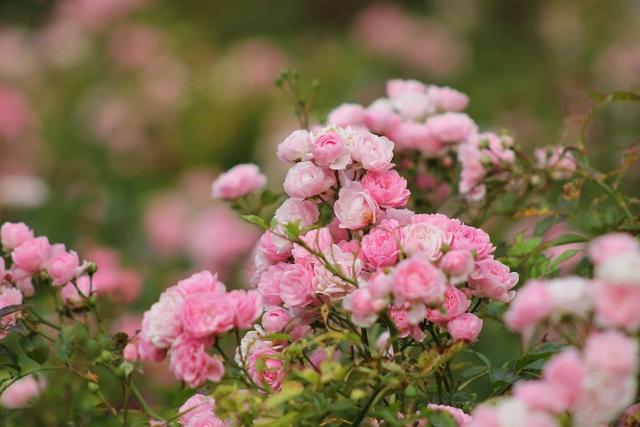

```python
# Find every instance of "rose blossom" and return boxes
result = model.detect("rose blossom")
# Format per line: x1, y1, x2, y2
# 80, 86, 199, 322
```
334, 181, 379, 230
311, 131, 351, 169
176, 271, 226, 298
390, 90, 434, 120
179, 394, 216, 426
258, 231, 292, 263
314, 244, 362, 297
277, 129, 311, 163
439, 249, 475, 284
211, 163, 266, 200
595, 252, 640, 286
426, 404, 472, 425
361, 220, 401, 269
123, 343, 138, 362
591, 282, 640, 332
349, 133, 394, 171
468, 259, 518, 302
447, 313, 483, 342
46, 250, 80, 286
327, 103, 366, 128
247, 344, 285, 391
169, 335, 224, 388
546, 277, 591, 320
361, 169, 410, 208
257, 263, 287, 307
386, 79, 427, 97
0, 287, 22, 340
227, 290, 263, 329
140, 287, 184, 348
0, 375, 45, 408
388, 305, 425, 341
512, 380, 567, 414
343, 287, 381, 327
184, 412, 226, 427
181, 292, 235, 338
1, 221, 33, 251
292, 227, 333, 265
584, 330, 638, 376
427, 287, 470, 324
11, 236, 52, 273
364, 98, 401, 134
401, 222, 445, 261
60, 276, 92, 308
450, 224, 495, 260
588, 232, 638, 265
283, 161, 336, 198
426, 112, 477, 144
262, 307, 290, 332
504, 280, 552, 332
279, 263, 316, 308
426, 85, 469, 112
542, 349, 584, 409
392, 256, 446, 306
274, 198, 319, 227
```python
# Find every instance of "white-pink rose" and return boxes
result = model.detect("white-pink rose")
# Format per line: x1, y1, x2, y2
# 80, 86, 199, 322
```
283, 161, 336, 198
277, 129, 312, 163
334, 182, 379, 230
211, 163, 266, 200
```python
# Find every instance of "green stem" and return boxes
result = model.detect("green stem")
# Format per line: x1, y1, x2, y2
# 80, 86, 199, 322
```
131, 383, 165, 421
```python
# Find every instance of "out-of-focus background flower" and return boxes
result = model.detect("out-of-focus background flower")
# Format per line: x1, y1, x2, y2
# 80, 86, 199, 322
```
1, 0, 639, 419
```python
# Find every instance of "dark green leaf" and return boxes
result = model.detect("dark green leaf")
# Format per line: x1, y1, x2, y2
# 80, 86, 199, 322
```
20, 334, 49, 364
240, 214, 268, 229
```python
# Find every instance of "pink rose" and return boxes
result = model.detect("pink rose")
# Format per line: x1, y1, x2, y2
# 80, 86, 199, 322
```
1, 221, 34, 251
392, 256, 446, 305
176, 271, 226, 298
512, 380, 567, 414
364, 99, 401, 134
46, 250, 80, 286
542, 349, 584, 409
283, 161, 336, 198
592, 282, 640, 332
137, 336, 167, 362
184, 412, 226, 427
123, 343, 138, 362
262, 307, 290, 332
228, 290, 263, 329
390, 90, 434, 120
425, 113, 477, 144
292, 227, 333, 265
247, 344, 285, 391
12, 236, 52, 273
388, 305, 425, 341
584, 330, 638, 376
588, 233, 639, 265
361, 169, 410, 208
439, 249, 475, 285
0, 375, 45, 408
401, 223, 445, 261
450, 224, 495, 260
458, 143, 486, 201
447, 313, 483, 342
327, 103, 366, 128
279, 263, 316, 308
349, 133, 394, 171
426, 287, 470, 324
178, 394, 216, 426
386, 79, 427, 97
469, 259, 518, 302
0, 287, 22, 340
388, 121, 443, 155
311, 131, 351, 169
504, 280, 552, 332
60, 276, 92, 308
426, 404, 472, 426
334, 182, 379, 230
258, 231, 292, 263
181, 292, 235, 338
211, 163, 266, 200
274, 198, 319, 227
426, 85, 469, 112
277, 129, 311, 163
361, 220, 401, 269
343, 288, 382, 327
257, 263, 287, 307
169, 335, 224, 388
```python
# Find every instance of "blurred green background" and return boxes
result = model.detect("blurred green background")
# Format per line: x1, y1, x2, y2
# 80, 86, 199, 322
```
0, 0, 639, 422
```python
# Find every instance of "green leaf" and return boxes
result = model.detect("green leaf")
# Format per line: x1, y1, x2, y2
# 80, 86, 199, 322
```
549, 249, 582, 271
264, 381, 304, 409
20, 334, 49, 365
284, 222, 301, 240
0, 344, 19, 369
261, 333, 292, 342
241, 214, 268, 229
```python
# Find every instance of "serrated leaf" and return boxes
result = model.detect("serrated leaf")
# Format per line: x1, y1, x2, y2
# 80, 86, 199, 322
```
241, 215, 268, 229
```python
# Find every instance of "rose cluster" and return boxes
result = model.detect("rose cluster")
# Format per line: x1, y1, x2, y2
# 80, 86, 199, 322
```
134, 271, 262, 388
469, 232, 640, 427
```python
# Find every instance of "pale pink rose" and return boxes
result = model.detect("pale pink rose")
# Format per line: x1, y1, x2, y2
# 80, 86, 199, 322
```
181, 292, 235, 338
588, 233, 638, 265
426, 85, 469, 112
592, 282, 640, 332
311, 131, 351, 169
584, 330, 638, 376
169, 335, 224, 388
227, 290, 263, 329
349, 133, 394, 171
401, 223, 445, 261
60, 276, 92, 308
468, 405, 500, 427
535, 146, 576, 179
137, 336, 167, 362
327, 103, 366, 128
257, 263, 288, 307
426, 113, 477, 144
292, 227, 333, 265
314, 244, 362, 297
283, 161, 336, 198
176, 271, 226, 298
546, 277, 591, 320
343, 288, 381, 327
262, 307, 290, 332
450, 224, 495, 260
46, 250, 80, 286
383, 208, 415, 226
390, 90, 434, 120
364, 99, 401, 134
279, 263, 316, 308
447, 313, 482, 342
1, 222, 34, 251
386, 79, 427, 97
334, 182, 379, 230
512, 380, 567, 414
477, 132, 516, 166
542, 349, 584, 408
388, 121, 443, 155
184, 412, 226, 427
361, 220, 401, 269
469, 259, 518, 302
392, 256, 446, 305
179, 394, 216, 426
211, 163, 266, 200
123, 343, 138, 362
426, 404, 472, 425
504, 281, 552, 332
388, 305, 425, 341
439, 249, 474, 285
367, 271, 393, 299
277, 129, 312, 163
12, 237, 52, 273
0, 287, 22, 340
427, 287, 470, 324
361, 169, 410, 208
247, 344, 285, 391
458, 143, 486, 201
139, 287, 184, 348
274, 198, 319, 229
258, 231, 292, 263
0, 375, 45, 408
